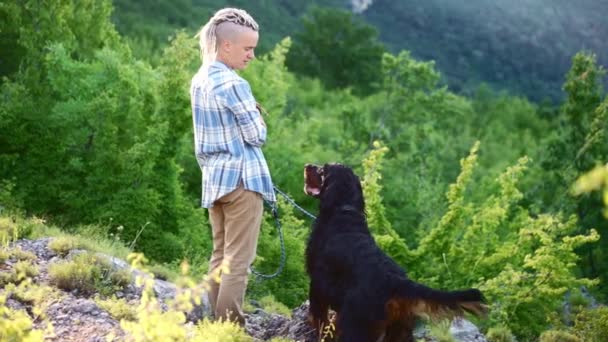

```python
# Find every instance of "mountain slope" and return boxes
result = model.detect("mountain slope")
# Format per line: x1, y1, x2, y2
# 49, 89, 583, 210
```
360, 0, 608, 102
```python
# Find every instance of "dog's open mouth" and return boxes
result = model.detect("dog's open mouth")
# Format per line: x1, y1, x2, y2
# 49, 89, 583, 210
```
304, 164, 323, 197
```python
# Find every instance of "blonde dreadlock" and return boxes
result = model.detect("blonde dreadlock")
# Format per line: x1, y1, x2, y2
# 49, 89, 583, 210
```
196, 8, 259, 68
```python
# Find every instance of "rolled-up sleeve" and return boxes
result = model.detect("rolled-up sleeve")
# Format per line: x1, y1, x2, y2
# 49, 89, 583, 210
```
224, 79, 266, 147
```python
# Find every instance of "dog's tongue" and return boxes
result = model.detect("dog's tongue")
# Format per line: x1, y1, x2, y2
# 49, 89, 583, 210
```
306, 185, 320, 196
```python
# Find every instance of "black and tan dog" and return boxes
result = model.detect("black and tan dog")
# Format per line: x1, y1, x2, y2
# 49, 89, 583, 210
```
304, 163, 486, 342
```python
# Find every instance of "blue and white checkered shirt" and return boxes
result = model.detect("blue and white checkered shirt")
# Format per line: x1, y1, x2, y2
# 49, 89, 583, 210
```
191, 61, 275, 208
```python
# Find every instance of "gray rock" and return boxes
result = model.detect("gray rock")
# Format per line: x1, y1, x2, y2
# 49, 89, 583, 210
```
450, 317, 488, 342
72, 299, 97, 314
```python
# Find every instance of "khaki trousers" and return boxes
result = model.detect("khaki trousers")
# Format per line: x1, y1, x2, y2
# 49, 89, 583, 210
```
207, 184, 263, 325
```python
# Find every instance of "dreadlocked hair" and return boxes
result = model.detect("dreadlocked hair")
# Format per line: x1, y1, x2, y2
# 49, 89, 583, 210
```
196, 8, 259, 67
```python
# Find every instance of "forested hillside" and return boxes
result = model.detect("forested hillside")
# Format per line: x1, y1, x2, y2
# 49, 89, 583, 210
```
108, 0, 608, 103
361, 0, 608, 102
1, 1, 608, 340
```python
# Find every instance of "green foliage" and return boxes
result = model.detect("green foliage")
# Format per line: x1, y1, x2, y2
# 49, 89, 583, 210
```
427, 320, 456, 342
14, 260, 38, 280
362, 1, 608, 102
113, 253, 189, 341
257, 295, 292, 318
286, 7, 386, 95
0, 279, 54, 340
110, 0, 349, 60
570, 167, 608, 341
572, 164, 608, 217
486, 325, 516, 342
5, 281, 60, 307
48, 253, 131, 295
0, 216, 20, 246
48, 236, 84, 257
95, 296, 137, 321
110, 0, 208, 63
539, 330, 581, 342
0, 260, 39, 286
0, 248, 7, 263
361, 141, 411, 265
535, 53, 608, 300
118, 253, 252, 341
367, 50, 481, 239
382, 142, 599, 339
0, 0, 120, 80
568, 292, 590, 308
572, 306, 608, 341
3, 1, 608, 340
148, 263, 180, 282
0, 0, 211, 262
8, 247, 36, 262
248, 199, 309, 308
0, 180, 23, 215
0, 292, 44, 342
192, 318, 252, 342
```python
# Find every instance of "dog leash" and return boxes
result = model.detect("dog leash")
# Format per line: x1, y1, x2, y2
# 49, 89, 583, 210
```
272, 186, 317, 220
250, 186, 317, 280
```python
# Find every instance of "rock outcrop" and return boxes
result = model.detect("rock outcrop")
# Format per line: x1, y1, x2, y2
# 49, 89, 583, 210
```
1, 238, 487, 341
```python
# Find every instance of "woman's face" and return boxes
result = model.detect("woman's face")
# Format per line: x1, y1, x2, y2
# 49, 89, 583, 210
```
223, 28, 258, 70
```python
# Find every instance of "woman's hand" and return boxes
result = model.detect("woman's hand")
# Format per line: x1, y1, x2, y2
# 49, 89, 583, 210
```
256, 102, 268, 116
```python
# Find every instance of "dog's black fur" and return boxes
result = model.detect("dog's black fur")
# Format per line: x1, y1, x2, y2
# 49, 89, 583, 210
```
304, 163, 486, 342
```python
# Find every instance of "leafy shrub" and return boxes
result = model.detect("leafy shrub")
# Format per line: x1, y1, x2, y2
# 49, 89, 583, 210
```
258, 295, 292, 318
6, 282, 58, 306
564, 288, 592, 321
192, 318, 251, 342
539, 330, 581, 342
148, 263, 179, 282
48, 254, 100, 294
0, 260, 39, 286
0, 216, 19, 245
0, 247, 36, 265
0, 180, 24, 215
48, 236, 84, 256
4, 280, 60, 323
0, 248, 8, 263
568, 289, 591, 308
486, 325, 516, 342
95, 296, 137, 321
48, 253, 131, 295
572, 306, 608, 341
119, 253, 194, 341
10, 247, 36, 261
0, 292, 44, 342
117, 252, 258, 341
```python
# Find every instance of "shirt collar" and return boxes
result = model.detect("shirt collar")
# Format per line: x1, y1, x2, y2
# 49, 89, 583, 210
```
209, 60, 232, 71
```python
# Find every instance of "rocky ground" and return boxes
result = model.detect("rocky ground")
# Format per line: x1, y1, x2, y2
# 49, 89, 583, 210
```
1, 238, 487, 341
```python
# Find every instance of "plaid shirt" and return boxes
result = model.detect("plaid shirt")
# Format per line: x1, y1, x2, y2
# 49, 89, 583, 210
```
191, 61, 275, 208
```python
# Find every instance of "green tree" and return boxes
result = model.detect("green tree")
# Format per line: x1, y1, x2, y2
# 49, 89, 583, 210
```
286, 7, 386, 96
353, 140, 599, 339
0, 0, 210, 262
534, 52, 608, 299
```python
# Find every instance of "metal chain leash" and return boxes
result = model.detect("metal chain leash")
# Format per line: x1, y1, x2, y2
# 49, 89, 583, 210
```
250, 186, 317, 280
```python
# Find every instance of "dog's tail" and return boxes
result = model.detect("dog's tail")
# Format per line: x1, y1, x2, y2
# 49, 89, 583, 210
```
388, 280, 488, 320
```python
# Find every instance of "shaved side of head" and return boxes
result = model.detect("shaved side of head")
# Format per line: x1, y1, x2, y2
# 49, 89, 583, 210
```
216, 21, 253, 45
